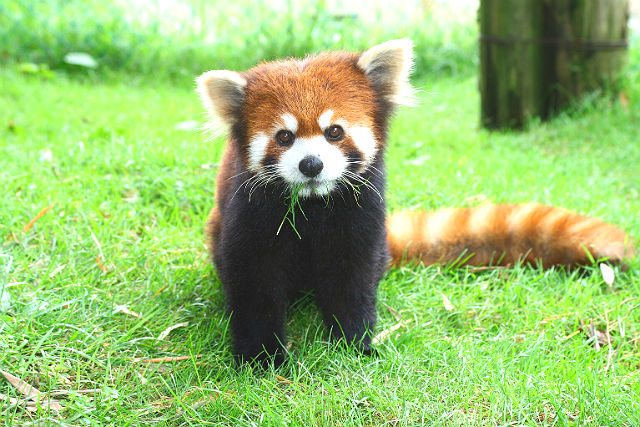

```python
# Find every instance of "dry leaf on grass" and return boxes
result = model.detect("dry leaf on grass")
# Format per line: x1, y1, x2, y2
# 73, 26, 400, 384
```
372, 322, 407, 345
137, 373, 148, 385
562, 330, 580, 341
95, 255, 107, 273
0, 392, 20, 407
157, 322, 189, 340
1, 369, 41, 400
382, 302, 403, 322
439, 291, 455, 311
123, 189, 140, 203
540, 312, 575, 325
113, 304, 140, 318
0, 369, 63, 411
275, 375, 292, 385
600, 263, 615, 287
189, 398, 212, 410
22, 202, 55, 232
48, 264, 66, 278
619, 91, 629, 111
90, 231, 108, 273
134, 355, 201, 363
581, 320, 612, 350
154, 283, 169, 295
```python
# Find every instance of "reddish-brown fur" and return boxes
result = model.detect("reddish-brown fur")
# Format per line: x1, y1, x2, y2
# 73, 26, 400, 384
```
387, 203, 635, 268
206, 142, 238, 257
199, 41, 634, 367
204, 50, 635, 271
207, 52, 386, 258
242, 53, 381, 166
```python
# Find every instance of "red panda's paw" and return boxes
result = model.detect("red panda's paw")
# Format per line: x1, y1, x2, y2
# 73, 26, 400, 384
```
235, 347, 286, 370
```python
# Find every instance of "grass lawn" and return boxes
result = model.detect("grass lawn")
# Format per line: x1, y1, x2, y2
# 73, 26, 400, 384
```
1, 66, 639, 426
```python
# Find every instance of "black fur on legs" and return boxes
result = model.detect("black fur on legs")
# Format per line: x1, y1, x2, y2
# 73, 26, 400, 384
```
212, 157, 388, 367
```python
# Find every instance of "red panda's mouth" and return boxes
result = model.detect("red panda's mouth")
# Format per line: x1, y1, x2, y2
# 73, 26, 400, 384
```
296, 178, 335, 198
305, 178, 336, 191
306, 179, 323, 189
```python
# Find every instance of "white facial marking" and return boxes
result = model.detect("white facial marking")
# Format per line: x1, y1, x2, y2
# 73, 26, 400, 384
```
273, 111, 378, 197
247, 133, 269, 173
333, 117, 378, 166
278, 135, 347, 198
318, 110, 333, 130
347, 125, 378, 164
280, 113, 298, 133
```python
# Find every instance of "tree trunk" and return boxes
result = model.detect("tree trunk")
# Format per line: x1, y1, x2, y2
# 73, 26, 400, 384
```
547, 0, 629, 112
479, 0, 546, 129
479, 0, 629, 129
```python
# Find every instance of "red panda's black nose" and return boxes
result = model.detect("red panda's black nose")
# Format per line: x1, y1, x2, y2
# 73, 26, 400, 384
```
299, 155, 324, 178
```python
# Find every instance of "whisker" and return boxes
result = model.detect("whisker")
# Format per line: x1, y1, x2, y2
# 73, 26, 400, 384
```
230, 166, 281, 201
230, 175, 256, 201
342, 171, 383, 201
248, 173, 277, 200
228, 170, 250, 181
247, 170, 280, 201
344, 161, 383, 177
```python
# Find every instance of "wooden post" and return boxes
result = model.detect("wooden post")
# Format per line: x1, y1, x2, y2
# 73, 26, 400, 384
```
547, 0, 629, 112
479, 0, 629, 129
479, 0, 546, 129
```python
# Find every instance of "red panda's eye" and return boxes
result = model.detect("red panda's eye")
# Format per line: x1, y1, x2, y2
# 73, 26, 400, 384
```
325, 125, 344, 142
276, 130, 295, 146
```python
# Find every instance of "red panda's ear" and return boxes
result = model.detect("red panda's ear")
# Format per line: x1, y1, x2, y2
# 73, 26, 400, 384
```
357, 38, 415, 106
196, 70, 247, 133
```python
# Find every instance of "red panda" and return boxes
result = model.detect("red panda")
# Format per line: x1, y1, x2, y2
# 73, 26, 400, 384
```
196, 39, 634, 367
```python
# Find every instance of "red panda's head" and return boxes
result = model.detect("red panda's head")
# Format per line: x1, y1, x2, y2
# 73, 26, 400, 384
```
197, 39, 414, 198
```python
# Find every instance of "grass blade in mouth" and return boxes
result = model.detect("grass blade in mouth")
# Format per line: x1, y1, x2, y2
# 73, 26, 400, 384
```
277, 183, 306, 239
276, 181, 336, 238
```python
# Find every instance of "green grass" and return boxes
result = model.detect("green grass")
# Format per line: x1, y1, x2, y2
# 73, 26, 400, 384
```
277, 183, 307, 240
0, 0, 477, 84
1, 60, 639, 426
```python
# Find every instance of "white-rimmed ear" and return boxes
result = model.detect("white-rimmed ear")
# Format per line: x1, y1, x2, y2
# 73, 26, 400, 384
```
357, 38, 415, 106
196, 70, 247, 133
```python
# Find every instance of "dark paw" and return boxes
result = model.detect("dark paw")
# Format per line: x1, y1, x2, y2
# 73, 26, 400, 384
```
359, 344, 379, 358
236, 349, 286, 370
335, 335, 378, 357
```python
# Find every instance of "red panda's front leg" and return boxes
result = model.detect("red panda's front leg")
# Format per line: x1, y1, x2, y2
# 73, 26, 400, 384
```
221, 267, 288, 368
214, 230, 289, 367
314, 268, 379, 355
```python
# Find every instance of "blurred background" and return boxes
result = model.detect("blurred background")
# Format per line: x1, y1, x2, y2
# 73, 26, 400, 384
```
3, 0, 639, 118
0, 0, 486, 83
2, 0, 639, 116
